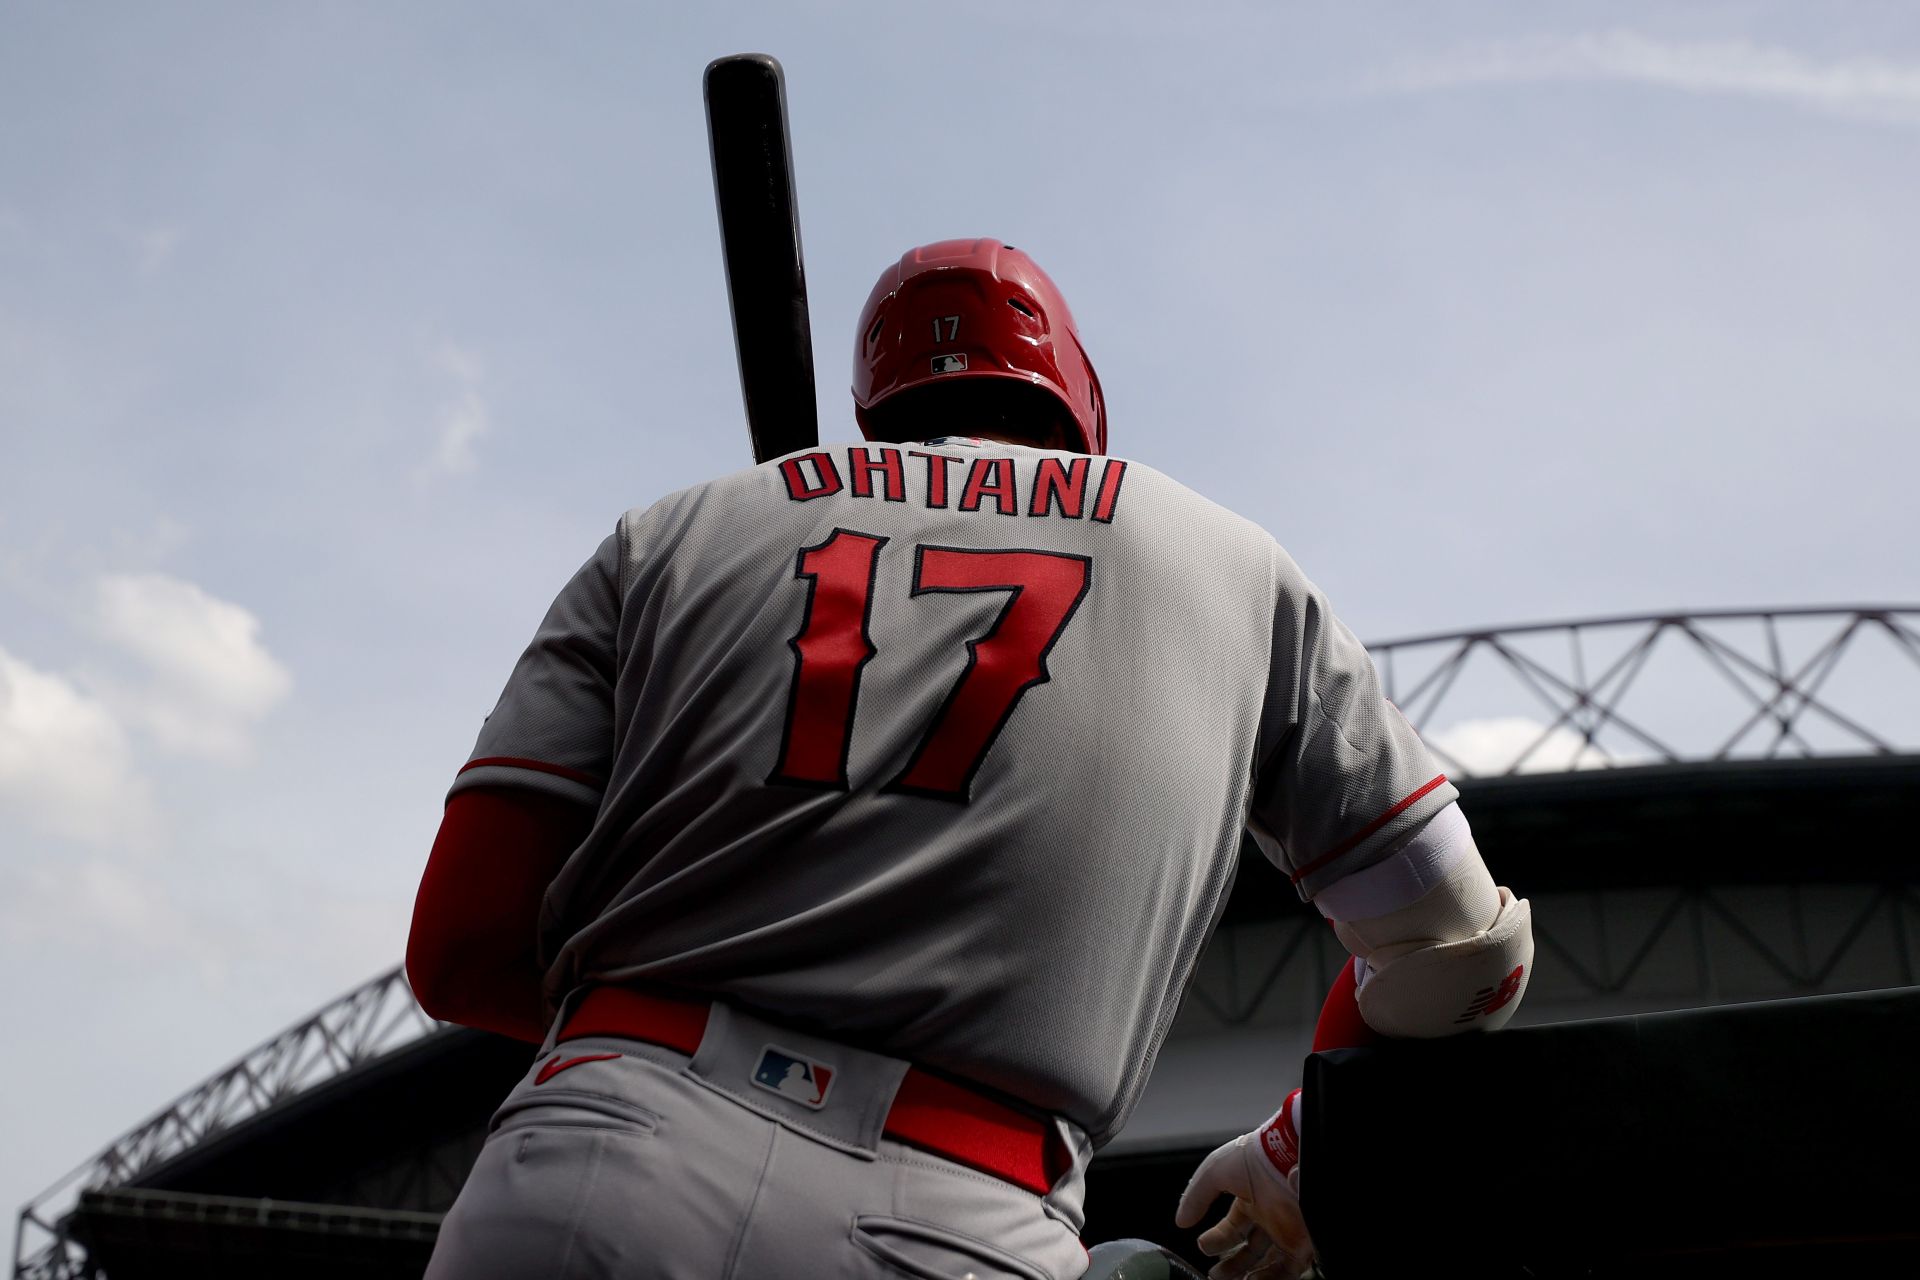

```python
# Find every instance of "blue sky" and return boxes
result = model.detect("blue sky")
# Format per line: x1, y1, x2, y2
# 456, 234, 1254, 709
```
4, 1, 1918, 1220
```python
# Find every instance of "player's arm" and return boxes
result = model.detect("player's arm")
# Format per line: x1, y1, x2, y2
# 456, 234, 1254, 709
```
1245, 555, 1532, 1040
408, 527, 624, 1042
406, 786, 596, 1044
1311, 799, 1531, 1041
1175, 803, 1529, 1278
1179, 556, 1532, 1278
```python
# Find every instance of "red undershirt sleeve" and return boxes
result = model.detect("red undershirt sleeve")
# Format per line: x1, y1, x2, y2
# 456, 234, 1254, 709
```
406, 785, 596, 1045
1313, 948, 1386, 1052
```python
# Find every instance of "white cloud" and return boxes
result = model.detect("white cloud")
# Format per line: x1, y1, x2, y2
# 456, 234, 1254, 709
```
90, 573, 292, 760
129, 225, 182, 273
7, 857, 194, 949
431, 387, 490, 473
1369, 32, 1920, 126
0, 647, 159, 846
434, 339, 484, 385
105, 514, 193, 567
0, 853, 244, 1000
1425, 715, 1624, 777
425, 341, 490, 474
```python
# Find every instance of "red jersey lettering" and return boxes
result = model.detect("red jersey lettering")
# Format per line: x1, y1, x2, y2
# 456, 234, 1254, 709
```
959, 458, 1018, 516
1030, 457, 1090, 519
782, 452, 845, 502
849, 447, 906, 502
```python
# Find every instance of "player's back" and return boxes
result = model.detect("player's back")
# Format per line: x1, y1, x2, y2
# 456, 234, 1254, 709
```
469, 437, 1292, 1147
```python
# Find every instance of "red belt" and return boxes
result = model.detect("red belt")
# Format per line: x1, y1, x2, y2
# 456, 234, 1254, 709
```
557, 986, 1068, 1196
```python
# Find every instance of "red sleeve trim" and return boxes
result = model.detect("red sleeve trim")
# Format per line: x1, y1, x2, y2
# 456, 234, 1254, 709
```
1289, 773, 1449, 885
459, 756, 603, 789
1312, 955, 1385, 1050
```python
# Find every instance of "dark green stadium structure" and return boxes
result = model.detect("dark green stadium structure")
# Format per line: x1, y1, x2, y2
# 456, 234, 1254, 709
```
17, 607, 1920, 1278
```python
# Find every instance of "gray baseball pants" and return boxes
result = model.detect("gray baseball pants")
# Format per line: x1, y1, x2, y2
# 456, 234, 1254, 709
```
423, 1001, 1092, 1280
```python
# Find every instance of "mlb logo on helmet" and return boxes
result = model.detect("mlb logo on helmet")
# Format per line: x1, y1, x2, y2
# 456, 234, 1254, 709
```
930, 353, 968, 374
751, 1044, 836, 1109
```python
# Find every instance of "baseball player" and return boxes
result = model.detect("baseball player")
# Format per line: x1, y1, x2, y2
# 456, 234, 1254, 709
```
406, 238, 1531, 1280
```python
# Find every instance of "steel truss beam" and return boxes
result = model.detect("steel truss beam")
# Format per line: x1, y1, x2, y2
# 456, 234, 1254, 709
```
1373, 606, 1920, 776
1175, 881, 1920, 1035
14, 969, 439, 1279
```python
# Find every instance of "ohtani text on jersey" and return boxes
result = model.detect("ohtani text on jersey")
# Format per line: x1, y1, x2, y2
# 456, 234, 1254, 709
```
778, 447, 1127, 522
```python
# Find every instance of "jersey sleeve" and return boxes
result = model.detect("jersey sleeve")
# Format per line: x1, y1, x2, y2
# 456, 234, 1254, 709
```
448, 527, 623, 807
1248, 545, 1457, 902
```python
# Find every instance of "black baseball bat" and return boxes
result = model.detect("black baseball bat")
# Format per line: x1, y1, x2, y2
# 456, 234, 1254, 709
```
704, 53, 819, 464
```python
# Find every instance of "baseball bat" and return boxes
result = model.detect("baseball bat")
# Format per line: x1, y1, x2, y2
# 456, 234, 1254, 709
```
704, 53, 819, 464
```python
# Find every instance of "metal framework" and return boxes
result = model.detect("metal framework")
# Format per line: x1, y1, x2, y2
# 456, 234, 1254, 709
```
16, 606, 1920, 1279
14, 968, 440, 1280
1372, 606, 1920, 776
1177, 881, 1920, 1034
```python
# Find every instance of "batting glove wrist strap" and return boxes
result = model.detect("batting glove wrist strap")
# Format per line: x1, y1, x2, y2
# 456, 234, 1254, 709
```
1173, 1091, 1315, 1279
1256, 1088, 1303, 1182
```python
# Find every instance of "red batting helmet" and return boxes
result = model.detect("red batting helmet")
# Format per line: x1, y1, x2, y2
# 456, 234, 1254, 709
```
853, 239, 1106, 455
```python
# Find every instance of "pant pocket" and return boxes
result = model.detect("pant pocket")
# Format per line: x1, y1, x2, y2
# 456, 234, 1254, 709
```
489, 1051, 665, 1137
491, 1090, 661, 1138
425, 1125, 610, 1279
849, 1213, 1053, 1280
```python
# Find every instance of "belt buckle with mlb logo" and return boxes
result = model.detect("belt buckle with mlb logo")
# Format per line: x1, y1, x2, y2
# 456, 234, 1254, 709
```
751, 1044, 835, 1109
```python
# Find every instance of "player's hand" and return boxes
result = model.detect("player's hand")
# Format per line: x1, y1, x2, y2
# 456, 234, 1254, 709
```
1173, 1090, 1312, 1280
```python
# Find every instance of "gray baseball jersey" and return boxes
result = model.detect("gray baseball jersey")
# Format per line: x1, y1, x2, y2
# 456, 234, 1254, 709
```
453, 437, 1453, 1147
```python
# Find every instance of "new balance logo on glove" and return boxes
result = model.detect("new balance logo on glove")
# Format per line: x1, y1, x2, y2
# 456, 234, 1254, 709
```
1454, 964, 1527, 1025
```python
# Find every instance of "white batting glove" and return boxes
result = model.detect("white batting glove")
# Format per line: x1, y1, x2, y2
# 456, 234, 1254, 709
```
1173, 1089, 1313, 1280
